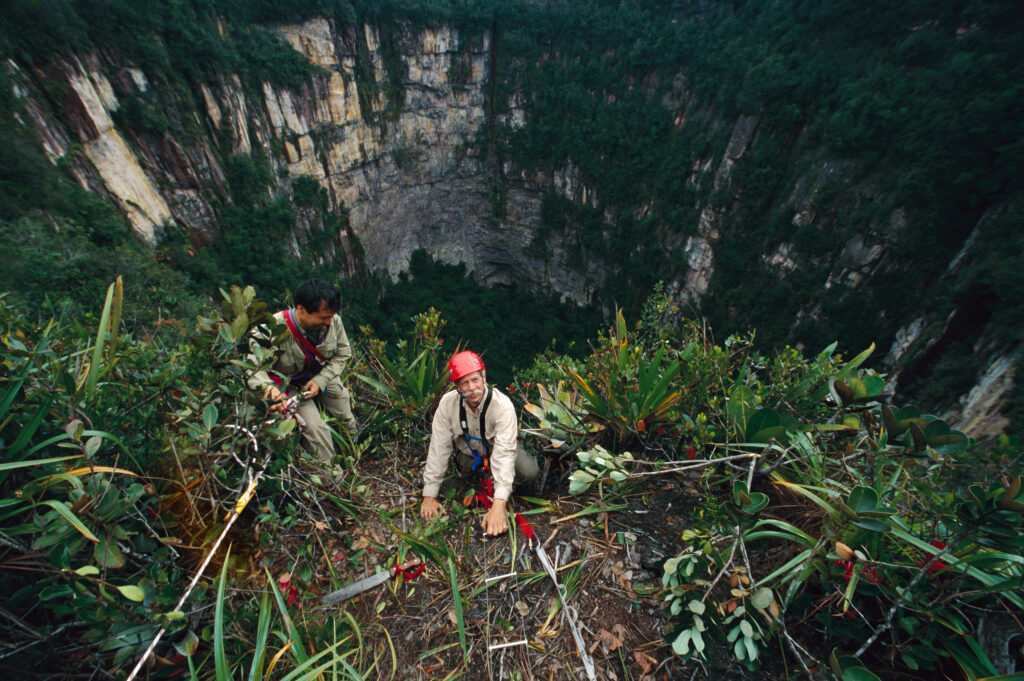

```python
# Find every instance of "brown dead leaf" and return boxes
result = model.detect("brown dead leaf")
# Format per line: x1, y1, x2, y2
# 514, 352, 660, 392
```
419, 660, 443, 674
633, 651, 657, 675
313, 521, 329, 531
597, 627, 623, 651
447, 608, 458, 626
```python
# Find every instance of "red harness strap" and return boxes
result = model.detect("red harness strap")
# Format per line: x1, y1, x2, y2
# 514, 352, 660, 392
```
473, 477, 535, 540
395, 563, 425, 582
281, 309, 328, 369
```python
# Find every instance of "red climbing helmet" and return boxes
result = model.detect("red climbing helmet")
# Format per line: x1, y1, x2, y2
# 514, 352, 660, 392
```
448, 351, 485, 382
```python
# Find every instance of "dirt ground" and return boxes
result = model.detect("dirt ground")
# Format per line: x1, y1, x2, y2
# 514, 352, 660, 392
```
247, 447, 729, 681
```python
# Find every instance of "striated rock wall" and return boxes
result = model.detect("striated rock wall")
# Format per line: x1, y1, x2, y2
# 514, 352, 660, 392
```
12, 18, 574, 292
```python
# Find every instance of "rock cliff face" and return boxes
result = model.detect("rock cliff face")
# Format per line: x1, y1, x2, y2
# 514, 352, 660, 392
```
8, 15, 1016, 434
13, 18, 568, 291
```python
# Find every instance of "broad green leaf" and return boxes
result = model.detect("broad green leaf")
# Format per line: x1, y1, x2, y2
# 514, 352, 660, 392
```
842, 668, 883, 681
175, 630, 200, 658
751, 588, 773, 610
847, 486, 879, 514
672, 629, 692, 656
202, 404, 219, 431
743, 635, 758, 661
95, 534, 126, 569
116, 584, 145, 602
853, 518, 891, 533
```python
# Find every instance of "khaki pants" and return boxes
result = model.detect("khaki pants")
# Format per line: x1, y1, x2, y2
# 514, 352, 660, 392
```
289, 377, 358, 465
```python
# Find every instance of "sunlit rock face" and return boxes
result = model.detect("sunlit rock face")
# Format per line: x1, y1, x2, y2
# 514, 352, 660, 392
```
35, 55, 175, 245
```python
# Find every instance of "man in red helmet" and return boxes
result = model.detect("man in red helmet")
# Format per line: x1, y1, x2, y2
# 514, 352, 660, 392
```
420, 351, 539, 536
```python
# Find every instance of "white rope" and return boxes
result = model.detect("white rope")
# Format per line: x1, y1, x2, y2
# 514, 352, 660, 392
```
485, 571, 518, 584
125, 422, 270, 681
535, 543, 597, 681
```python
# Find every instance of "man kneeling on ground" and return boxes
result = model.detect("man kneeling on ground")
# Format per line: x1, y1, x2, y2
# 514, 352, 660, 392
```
247, 278, 358, 468
420, 351, 538, 536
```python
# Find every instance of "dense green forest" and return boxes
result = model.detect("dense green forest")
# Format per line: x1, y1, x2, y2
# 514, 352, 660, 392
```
4, 0, 1022, 417
1, 1, 1023, 678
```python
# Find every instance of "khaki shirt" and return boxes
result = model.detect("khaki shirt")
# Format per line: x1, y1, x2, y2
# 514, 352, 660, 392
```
247, 310, 352, 392
423, 387, 518, 501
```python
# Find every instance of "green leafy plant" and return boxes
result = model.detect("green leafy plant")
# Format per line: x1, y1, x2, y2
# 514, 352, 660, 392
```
521, 380, 595, 451
567, 310, 693, 440
358, 308, 451, 434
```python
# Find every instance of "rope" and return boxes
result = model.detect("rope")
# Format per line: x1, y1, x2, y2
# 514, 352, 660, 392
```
535, 542, 597, 681
125, 418, 273, 681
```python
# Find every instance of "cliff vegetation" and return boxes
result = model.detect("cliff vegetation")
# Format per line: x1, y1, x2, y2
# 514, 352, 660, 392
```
1, 0, 1023, 679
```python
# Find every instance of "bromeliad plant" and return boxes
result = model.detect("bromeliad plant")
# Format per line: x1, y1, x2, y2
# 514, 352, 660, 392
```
658, 383, 1020, 679
567, 309, 693, 441
521, 380, 596, 452
357, 307, 451, 437
553, 298, 1021, 678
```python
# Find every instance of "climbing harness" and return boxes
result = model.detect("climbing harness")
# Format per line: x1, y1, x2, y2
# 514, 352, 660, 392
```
265, 308, 326, 392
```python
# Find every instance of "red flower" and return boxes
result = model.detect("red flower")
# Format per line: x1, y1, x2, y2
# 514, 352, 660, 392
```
657, 425, 665, 436
685, 445, 697, 461
915, 539, 949, 575
172, 390, 181, 398
637, 419, 646, 432
834, 560, 881, 584
287, 585, 299, 606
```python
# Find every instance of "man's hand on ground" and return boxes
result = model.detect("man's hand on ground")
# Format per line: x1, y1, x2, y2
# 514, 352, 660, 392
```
302, 380, 320, 399
421, 496, 445, 520
482, 500, 508, 536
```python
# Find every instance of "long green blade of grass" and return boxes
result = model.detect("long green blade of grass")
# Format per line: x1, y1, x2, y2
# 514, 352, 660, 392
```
266, 568, 310, 667
0, 454, 81, 471
446, 556, 467, 666
215, 547, 232, 681
246, 588, 273, 681
7, 396, 53, 459
85, 281, 115, 401
38, 499, 99, 543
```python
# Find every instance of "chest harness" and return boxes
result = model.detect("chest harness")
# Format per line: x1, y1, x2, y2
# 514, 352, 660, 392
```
458, 385, 493, 474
